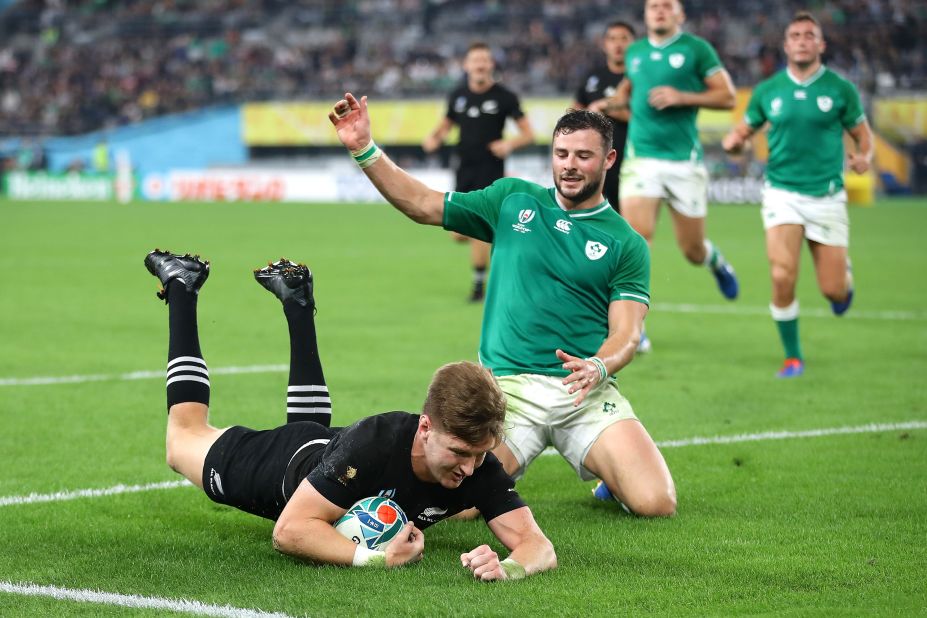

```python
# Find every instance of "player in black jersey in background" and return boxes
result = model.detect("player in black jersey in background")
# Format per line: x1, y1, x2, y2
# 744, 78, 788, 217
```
572, 20, 636, 212
144, 249, 556, 580
423, 42, 535, 302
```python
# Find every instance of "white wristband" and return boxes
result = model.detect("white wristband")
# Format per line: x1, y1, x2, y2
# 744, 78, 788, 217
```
352, 545, 386, 567
499, 557, 526, 580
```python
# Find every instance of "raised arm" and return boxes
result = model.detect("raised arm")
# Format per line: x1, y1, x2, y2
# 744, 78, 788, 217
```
329, 93, 446, 225
558, 299, 648, 405
460, 506, 557, 581
846, 119, 874, 174
649, 69, 736, 111
273, 478, 424, 568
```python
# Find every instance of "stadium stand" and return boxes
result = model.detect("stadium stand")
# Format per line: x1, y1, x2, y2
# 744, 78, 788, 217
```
1, 0, 925, 138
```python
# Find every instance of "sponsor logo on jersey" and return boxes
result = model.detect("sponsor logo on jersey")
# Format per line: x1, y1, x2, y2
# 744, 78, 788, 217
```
585, 240, 608, 261
585, 76, 599, 92
454, 96, 467, 113
630, 57, 641, 73
669, 53, 685, 68
555, 219, 573, 234
817, 96, 833, 112
481, 99, 499, 114
794, 90, 807, 100
770, 97, 782, 116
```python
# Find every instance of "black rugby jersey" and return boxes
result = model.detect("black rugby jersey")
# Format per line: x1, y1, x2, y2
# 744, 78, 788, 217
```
574, 66, 629, 152
301, 412, 525, 529
445, 82, 525, 163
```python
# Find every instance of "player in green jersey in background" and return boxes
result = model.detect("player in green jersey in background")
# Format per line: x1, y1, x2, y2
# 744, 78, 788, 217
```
329, 93, 676, 518
608, 0, 739, 353
722, 11, 873, 378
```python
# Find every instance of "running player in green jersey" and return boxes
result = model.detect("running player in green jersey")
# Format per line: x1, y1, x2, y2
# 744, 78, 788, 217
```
330, 93, 676, 518
608, 0, 739, 352
722, 12, 873, 378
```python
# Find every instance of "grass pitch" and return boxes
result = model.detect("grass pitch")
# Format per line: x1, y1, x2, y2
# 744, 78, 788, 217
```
0, 197, 925, 616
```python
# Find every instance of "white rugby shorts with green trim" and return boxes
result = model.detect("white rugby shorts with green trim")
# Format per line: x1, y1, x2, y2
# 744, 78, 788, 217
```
497, 374, 638, 481
761, 185, 849, 247
619, 157, 709, 218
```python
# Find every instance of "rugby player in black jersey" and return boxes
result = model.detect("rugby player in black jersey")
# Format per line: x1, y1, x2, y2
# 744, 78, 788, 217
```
422, 42, 534, 302
144, 249, 556, 580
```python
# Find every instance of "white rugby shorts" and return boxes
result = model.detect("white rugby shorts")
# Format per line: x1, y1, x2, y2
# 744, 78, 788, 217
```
619, 157, 709, 218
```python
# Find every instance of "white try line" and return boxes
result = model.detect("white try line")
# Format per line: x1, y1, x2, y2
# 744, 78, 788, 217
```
1, 304, 923, 389
0, 364, 287, 387
652, 302, 927, 322
0, 480, 191, 507
0, 581, 298, 618
1, 421, 923, 510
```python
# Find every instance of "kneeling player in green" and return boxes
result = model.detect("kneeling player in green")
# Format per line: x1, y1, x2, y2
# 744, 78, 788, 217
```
330, 95, 676, 515
722, 11, 873, 378
144, 250, 556, 579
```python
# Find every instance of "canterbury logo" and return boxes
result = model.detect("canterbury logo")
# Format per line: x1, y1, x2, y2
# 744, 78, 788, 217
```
555, 219, 572, 234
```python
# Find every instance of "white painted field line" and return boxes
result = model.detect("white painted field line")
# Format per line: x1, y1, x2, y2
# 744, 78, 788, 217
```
1, 421, 922, 510
653, 302, 927, 322
0, 363, 287, 387
0, 480, 191, 507
0, 581, 297, 618
538, 420, 927, 455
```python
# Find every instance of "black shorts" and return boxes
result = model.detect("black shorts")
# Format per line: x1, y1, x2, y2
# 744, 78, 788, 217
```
202, 422, 334, 520
456, 158, 505, 193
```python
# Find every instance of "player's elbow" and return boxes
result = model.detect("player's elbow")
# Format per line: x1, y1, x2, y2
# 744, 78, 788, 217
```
271, 517, 299, 556
719, 90, 736, 109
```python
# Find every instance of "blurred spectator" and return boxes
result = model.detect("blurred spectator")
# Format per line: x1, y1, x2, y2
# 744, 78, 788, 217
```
0, 0, 924, 137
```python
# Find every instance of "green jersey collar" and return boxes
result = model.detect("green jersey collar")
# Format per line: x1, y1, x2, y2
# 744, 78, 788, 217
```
786, 64, 826, 87
551, 188, 610, 217
647, 30, 683, 49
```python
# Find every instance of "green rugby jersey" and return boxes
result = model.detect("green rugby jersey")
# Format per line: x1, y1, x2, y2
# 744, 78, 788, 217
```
744, 66, 866, 197
625, 31, 724, 161
443, 177, 650, 377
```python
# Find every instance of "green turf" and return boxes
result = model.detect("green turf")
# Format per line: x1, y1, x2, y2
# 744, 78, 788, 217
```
0, 197, 925, 616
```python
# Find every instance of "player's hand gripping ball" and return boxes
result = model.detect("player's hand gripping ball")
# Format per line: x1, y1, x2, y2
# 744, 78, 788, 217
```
334, 497, 408, 550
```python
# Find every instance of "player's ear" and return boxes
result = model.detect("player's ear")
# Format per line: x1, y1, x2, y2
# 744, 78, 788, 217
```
419, 414, 432, 435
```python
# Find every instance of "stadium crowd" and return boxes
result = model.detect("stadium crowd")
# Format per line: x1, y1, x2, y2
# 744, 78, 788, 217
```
0, 0, 924, 137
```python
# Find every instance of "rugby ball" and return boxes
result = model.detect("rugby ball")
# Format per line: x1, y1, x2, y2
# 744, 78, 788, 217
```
334, 496, 408, 550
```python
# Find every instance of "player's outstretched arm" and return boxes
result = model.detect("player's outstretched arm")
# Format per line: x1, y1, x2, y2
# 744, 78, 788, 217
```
329, 92, 445, 226
461, 506, 556, 582
559, 299, 648, 406
273, 479, 424, 568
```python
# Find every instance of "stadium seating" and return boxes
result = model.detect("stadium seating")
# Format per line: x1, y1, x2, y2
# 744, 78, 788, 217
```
0, 0, 925, 137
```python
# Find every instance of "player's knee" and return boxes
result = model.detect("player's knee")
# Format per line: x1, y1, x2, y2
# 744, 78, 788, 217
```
770, 263, 796, 289
682, 244, 705, 264
627, 487, 677, 518
820, 280, 848, 302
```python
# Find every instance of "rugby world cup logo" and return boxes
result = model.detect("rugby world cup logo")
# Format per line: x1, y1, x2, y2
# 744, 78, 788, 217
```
519, 209, 536, 224
817, 96, 833, 112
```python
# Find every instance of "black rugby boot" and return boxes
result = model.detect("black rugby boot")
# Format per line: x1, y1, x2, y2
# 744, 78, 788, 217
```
144, 249, 210, 303
254, 259, 315, 309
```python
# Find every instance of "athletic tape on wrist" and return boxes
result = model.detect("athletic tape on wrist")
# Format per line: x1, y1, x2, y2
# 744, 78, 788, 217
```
587, 356, 607, 382
352, 545, 386, 567
350, 141, 382, 169
500, 557, 526, 580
